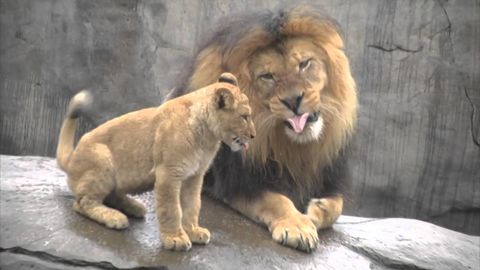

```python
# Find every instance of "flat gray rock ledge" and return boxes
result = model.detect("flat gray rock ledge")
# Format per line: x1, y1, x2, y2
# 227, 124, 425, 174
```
1, 155, 478, 270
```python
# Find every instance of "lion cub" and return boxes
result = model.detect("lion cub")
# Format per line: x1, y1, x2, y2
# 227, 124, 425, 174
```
56, 73, 255, 251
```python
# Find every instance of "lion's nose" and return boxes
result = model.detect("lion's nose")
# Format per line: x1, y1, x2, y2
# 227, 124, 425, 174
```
280, 92, 304, 114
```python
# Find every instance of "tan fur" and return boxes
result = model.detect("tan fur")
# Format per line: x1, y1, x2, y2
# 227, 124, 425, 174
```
56, 73, 255, 251
182, 6, 357, 252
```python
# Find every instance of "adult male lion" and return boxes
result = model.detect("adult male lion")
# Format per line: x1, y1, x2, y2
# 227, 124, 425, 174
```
170, 5, 357, 252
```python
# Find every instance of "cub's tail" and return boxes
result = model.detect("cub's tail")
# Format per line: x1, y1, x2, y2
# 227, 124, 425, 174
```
56, 90, 92, 171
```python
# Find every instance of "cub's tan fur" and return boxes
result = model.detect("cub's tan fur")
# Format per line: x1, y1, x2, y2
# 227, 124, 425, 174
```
56, 73, 255, 251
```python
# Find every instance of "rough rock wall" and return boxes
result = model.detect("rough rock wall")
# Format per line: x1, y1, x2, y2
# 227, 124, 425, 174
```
1, 0, 479, 234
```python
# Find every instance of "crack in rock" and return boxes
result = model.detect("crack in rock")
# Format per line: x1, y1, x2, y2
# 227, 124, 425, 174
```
436, 0, 452, 36
335, 218, 380, 225
462, 84, 480, 147
435, 0, 480, 148
0, 247, 167, 270
367, 44, 423, 53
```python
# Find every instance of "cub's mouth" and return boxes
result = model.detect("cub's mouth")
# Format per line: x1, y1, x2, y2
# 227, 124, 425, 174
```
229, 136, 250, 151
284, 112, 320, 133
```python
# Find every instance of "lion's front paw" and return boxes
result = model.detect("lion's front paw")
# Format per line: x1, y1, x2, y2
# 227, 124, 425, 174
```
270, 214, 318, 253
186, 226, 211, 245
307, 197, 343, 229
161, 231, 192, 251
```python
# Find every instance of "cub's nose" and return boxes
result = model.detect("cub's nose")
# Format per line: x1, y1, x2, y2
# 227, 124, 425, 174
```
250, 127, 256, 139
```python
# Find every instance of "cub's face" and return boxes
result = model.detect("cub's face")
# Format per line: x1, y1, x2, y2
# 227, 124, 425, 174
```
248, 37, 328, 143
213, 73, 256, 152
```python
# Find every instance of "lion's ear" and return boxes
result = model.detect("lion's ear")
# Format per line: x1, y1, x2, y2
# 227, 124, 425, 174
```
215, 88, 235, 109
218, 72, 238, 86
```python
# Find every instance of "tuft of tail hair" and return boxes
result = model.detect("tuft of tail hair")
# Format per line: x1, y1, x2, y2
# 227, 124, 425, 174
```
56, 90, 92, 171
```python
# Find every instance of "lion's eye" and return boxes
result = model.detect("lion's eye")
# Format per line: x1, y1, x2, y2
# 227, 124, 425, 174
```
259, 73, 275, 81
241, 115, 250, 121
299, 59, 312, 72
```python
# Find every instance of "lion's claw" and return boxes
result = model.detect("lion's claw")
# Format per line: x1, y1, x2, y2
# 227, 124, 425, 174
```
271, 214, 318, 253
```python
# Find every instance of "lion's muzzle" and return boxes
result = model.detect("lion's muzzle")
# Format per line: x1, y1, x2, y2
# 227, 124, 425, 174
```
284, 111, 320, 134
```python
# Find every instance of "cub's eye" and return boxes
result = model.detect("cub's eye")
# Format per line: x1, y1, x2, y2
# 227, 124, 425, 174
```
259, 73, 275, 81
299, 59, 312, 72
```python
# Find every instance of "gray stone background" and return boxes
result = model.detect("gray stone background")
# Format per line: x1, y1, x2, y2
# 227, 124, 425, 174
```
1, 0, 479, 234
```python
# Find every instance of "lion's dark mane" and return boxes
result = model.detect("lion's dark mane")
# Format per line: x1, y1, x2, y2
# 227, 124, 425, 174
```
206, 144, 351, 212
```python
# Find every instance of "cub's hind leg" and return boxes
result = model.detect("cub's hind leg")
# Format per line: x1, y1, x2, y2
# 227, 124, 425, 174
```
74, 193, 129, 229
69, 144, 129, 229
181, 174, 210, 245
105, 194, 147, 218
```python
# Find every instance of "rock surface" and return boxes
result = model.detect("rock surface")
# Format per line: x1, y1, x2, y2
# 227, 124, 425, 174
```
1, 155, 478, 270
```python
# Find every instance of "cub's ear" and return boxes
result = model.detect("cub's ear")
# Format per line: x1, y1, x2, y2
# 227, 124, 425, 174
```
218, 72, 238, 86
215, 88, 235, 109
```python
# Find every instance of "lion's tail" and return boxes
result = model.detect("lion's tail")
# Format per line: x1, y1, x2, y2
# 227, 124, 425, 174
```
56, 90, 92, 171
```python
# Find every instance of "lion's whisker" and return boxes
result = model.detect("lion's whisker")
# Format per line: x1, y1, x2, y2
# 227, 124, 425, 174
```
319, 104, 347, 125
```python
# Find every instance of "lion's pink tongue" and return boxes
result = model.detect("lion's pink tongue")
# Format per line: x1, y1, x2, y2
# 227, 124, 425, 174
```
287, 113, 309, 133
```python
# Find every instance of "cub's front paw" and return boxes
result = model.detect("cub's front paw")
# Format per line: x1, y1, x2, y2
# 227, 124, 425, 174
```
270, 213, 318, 253
186, 226, 211, 244
161, 231, 192, 251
